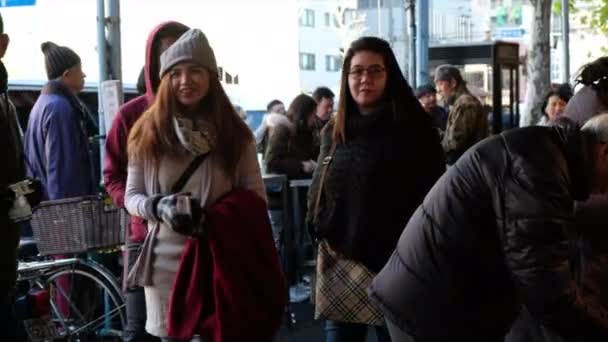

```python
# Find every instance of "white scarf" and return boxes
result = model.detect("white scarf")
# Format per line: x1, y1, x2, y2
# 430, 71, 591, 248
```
173, 114, 218, 155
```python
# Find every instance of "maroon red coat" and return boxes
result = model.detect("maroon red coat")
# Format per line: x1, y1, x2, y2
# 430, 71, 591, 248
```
167, 189, 287, 342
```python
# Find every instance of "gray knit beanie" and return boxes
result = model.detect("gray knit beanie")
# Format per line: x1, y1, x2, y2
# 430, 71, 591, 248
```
159, 28, 218, 77
41, 41, 81, 80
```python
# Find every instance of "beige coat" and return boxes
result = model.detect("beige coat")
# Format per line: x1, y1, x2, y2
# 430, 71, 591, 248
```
124, 140, 266, 336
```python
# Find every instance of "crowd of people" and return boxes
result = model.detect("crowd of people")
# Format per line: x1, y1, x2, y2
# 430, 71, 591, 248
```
2, 10, 608, 342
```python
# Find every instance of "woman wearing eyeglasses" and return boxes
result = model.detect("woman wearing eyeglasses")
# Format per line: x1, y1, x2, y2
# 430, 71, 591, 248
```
307, 37, 446, 342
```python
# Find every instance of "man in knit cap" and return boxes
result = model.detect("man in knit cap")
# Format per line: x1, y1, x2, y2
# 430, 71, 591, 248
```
24, 42, 95, 201
434, 64, 488, 165
415, 84, 448, 132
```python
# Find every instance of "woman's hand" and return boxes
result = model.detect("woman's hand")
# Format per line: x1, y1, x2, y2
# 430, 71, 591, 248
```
154, 193, 204, 236
302, 160, 318, 174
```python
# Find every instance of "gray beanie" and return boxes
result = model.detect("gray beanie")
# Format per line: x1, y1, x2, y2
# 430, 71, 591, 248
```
159, 28, 218, 77
41, 41, 81, 80
434, 64, 463, 83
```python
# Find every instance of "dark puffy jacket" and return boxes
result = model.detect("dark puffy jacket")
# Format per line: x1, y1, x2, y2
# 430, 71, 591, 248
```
370, 126, 608, 341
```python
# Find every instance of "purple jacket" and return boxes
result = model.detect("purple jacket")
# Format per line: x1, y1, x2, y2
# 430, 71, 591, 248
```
24, 80, 96, 200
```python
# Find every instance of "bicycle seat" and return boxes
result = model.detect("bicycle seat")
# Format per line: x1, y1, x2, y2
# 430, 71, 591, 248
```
18, 238, 39, 259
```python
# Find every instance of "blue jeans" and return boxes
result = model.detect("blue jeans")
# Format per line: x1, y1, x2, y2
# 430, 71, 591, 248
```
268, 209, 283, 249
325, 320, 391, 342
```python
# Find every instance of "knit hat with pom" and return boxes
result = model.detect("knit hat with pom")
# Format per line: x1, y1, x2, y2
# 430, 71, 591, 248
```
41, 41, 81, 80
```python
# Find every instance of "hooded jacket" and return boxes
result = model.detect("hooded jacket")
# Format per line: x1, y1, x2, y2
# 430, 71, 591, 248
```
370, 126, 608, 341
24, 80, 96, 200
104, 22, 189, 243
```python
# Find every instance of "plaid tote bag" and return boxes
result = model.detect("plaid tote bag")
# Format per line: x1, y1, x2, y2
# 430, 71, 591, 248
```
314, 240, 384, 325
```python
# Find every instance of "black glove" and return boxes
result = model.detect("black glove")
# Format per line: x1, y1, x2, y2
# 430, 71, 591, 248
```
154, 193, 205, 236
25, 178, 43, 208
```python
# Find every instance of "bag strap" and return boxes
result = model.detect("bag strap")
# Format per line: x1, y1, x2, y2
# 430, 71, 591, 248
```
171, 152, 210, 193
313, 143, 337, 219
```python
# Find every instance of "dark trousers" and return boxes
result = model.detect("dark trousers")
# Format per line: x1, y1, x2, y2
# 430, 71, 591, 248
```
124, 240, 159, 342
124, 286, 159, 342
325, 320, 391, 342
1, 301, 26, 342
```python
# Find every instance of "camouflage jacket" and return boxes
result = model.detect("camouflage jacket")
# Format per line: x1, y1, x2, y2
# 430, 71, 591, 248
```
442, 90, 489, 164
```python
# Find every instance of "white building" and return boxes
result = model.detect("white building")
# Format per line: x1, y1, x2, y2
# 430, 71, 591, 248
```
2, 0, 303, 111
354, 0, 486, 80
353, 0, 409, 76
2, 0, 365, 111
297, 0, 357, 96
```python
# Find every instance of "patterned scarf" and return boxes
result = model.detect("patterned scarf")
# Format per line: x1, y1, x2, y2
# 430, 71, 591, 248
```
172, 114, 218, 156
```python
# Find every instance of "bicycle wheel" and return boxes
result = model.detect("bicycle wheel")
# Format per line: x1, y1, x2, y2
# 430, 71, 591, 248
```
40, 259, 125, 341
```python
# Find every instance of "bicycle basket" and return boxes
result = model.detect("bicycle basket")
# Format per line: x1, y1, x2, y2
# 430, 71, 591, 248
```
30, 195, 128, 255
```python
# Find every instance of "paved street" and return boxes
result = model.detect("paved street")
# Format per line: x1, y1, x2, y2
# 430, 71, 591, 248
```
276, 302, 380, 342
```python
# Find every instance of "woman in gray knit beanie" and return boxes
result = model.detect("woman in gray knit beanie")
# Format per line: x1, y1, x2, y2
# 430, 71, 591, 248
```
124, 28, 273, 340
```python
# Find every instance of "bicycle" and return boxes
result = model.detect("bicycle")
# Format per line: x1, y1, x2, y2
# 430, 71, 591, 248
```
16, 195, 128, 341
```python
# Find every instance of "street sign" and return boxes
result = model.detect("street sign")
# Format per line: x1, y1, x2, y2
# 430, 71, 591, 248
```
492, 27, 525, 39
0, 0, 36, 7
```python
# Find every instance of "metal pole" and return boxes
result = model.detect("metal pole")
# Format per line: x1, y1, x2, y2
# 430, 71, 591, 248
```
96, 0, 107, 184
492, 61, 502, 133
561, 0, 570, 83
416, 0, 429, 86
409, 0, 416, 88
108, 0, 122, 82
377, 0, 382, 36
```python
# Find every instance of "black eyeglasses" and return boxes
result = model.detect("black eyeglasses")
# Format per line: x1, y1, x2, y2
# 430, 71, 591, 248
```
348, 66, 386, 80
593, 75, 608, 85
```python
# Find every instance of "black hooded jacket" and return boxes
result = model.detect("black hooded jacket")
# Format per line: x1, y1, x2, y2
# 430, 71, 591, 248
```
370, 126, 608, 341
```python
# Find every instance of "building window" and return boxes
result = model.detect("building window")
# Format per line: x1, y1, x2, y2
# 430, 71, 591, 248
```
358, 0, 384, 8
325, 55, 342, 72
358, 0, 370, 8
299, 9, 315, 27
217, 66, 239, 84
300, 53, 316, 71
325, 12, 340, 27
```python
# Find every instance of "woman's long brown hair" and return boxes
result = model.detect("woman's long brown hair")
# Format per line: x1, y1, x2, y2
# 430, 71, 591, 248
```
128, 74, 253, 180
